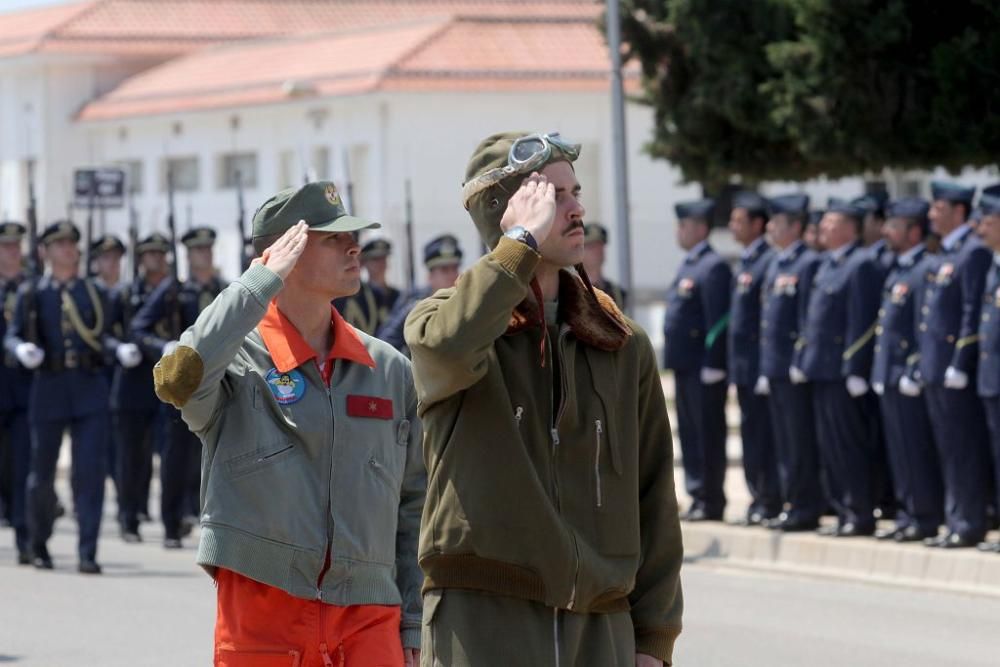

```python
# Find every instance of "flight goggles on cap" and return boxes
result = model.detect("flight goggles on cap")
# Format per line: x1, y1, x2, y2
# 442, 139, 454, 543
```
462, 132, 581, 208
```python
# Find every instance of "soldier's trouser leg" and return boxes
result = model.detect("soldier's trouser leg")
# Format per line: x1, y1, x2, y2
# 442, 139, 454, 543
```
421, 589, 635, 667
980, 398, 1000, 522
5, 410, 32, 553
925, 385, 991, 540
70, 411, 108, 562
161, 409, 196, 538
878, 390, 912, 528
26, 419, 67, 551
881, 390, 944, 533
736, 384, 781, 517
0, 416, 12, 522
768, 381, 823, 521
812, 382, 875, 529
115, 410, 153, 533
673, 371, 705, 506
700, 380, 729, 516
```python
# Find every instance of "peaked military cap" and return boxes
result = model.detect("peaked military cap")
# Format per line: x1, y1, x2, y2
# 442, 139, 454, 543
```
980, 194, 1000, 217
181, 226, 217, 248
852, 192, 889, 217
731, 191, 768, 217
252, 181, 379, 239
90, 234, 126, 256
0, 221, 26, 242
424, 234, 462, 269
675, 198, 715, 221
767, 194, 810, 217
584, 223, 609, 245
808, 210, 825, 226
361, 238, 392, 260
887, 197, 930, 221
137, 232, 172, 255
40, 220, 80, 245
826, 199, 867, 222
930, 180, 975, 205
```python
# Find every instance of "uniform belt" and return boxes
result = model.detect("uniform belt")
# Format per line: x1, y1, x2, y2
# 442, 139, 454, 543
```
41, 349, 103, 372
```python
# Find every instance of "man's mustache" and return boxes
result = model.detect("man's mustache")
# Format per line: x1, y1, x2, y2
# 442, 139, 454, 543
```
563, 221, 585, 236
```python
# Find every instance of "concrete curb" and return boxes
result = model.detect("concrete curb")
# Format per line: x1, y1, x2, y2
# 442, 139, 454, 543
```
682, 521, 1000, 598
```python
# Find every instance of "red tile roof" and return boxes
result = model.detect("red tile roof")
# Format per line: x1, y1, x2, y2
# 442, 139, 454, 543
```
78, 15, 639, 120
0, 1, 94, 57
2, 0, 601, 57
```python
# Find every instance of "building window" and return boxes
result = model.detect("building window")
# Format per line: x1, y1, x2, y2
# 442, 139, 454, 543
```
218, 152, 258, 189
161, 156, 199, 192
117, 160, 143, 194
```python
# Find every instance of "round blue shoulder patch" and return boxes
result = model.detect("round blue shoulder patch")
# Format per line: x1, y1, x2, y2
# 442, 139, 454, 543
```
264, 368, 306, 405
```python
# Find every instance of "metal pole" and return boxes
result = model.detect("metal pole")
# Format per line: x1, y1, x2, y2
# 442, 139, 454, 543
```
607, 0, 634, 315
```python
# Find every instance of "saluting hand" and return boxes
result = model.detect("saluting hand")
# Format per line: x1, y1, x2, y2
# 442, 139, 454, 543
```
500, 172, 557, 246
254, 220, 309, 282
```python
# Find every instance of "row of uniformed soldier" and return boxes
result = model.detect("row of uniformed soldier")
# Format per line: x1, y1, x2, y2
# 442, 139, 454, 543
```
0, 220, 224, 572
664, 181, 1000, 551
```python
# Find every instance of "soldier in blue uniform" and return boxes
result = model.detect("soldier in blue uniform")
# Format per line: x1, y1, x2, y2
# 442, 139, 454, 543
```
663, 199, 731, 521
792, 202, 883, 536
110, 233, 172, 543
4, 221, 138, 573
334, 238, 401, 335
726, 191, 780, 525
131, 226, 226, 548
377, 234, 462, 355
90, 234, 126, 290
870, 198, 944, 542
974, 193, 1000, 553
0, 222, 34, 563
582, 223, 628, 309
757, 194, 825, 531
914, 181, 992, 548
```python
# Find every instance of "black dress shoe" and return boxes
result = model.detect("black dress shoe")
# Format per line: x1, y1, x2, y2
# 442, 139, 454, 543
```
121, 529, 142, 544
78, 560, 102, 575
686, 507, 724, 522
32, 545, 53, 570
895, 526, 936, 543
976, 540, 1000, 553
780, 517, 820, 533
836, 522, 875, 537
875, 527, 904, 541
163, 537, 183, 549
940, 533, 980, 549
17, 550, 31, 566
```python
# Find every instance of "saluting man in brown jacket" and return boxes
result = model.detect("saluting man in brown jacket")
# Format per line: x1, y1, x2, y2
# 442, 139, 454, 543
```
405, 132, 683, 666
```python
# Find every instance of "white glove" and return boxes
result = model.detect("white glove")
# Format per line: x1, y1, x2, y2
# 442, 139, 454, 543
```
872, 382, 885, 396
161, 340, 179, 358
943, 366, 969, 390
754, 376, 771, 396
700, 367, 727, 385
15, 342, 44, 369
116, 343, 142, 368
789, 366, 808, 384
899, 375, 922, 397
846, 375, 869, 398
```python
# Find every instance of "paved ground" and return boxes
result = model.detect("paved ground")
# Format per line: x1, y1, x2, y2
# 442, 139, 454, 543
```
2, 486, 999, 666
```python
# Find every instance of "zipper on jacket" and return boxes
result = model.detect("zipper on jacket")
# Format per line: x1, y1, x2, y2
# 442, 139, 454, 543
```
552, 608, 561, 667
594, 419, 603, 508
514, 406, 524, 427
550, 326, 579, 611
317, 381, 336, 599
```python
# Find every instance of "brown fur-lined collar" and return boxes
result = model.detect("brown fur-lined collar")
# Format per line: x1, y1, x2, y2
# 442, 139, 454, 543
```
504, 270, 632, 351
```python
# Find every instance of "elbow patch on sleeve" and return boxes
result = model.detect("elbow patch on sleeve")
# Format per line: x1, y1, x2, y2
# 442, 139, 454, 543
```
153, 345, 205, 408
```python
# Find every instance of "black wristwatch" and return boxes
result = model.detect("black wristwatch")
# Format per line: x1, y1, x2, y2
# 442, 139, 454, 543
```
504, 225, 538, 251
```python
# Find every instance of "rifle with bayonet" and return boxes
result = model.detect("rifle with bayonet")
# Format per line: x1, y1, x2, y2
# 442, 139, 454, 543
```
235, 169, 251, 272
165, 167, 182, 338
24, 158, 40, 344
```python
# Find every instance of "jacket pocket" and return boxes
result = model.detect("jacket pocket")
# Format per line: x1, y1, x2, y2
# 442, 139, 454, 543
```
396, 418, 411, 446
224, 443, 296, 480
369, 456, 400, 498
216, 647, 301, 667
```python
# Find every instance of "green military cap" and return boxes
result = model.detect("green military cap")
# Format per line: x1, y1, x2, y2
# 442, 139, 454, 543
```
0, 221, 26, 242
137, 232, 171, 255
90, 234, 126, 256
181, 226, 216, 248
252, 181, 379, 239
40, 220, 80, 245
584, 223, 608, 245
